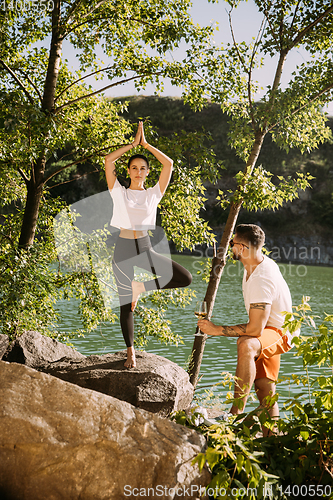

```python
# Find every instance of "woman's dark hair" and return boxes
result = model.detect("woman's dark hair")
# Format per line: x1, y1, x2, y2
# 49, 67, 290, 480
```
235, 224, 265, 248
127, 154, 149, 169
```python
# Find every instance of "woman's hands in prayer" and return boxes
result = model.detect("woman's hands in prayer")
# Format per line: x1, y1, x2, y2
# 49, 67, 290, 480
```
132, 122, 142, 147
139, 121, 148, 148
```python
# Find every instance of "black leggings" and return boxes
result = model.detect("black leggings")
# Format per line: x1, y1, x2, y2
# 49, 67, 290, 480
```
112, 235, 192, 347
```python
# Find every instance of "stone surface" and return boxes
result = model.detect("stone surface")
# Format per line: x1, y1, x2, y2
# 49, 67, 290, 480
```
3, 330, 85, 368
40, 350, 194, 416
0, 334, 9, 360
0, 361, 210, 500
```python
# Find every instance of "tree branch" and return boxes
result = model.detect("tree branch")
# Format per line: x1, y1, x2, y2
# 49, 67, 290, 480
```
18, 167, 30, 185
54, 64, 115, 103
267, 81, 333, 133
0, 59, 35, 105
63, 0, 110, 35
17, 69, 43, 103
54, 72, 163, 113
228, 8, 248, 74
44, 144, 124, 184
290, 4, 333, 50
262, 0, 280, 47
248, 17, 267, 130
290, 0, 302, 33
64, 14, 109, 37
64, 10, 156, 39
62, 0, 84, 25
45, 167, 100, 190
261, 49, 288, 130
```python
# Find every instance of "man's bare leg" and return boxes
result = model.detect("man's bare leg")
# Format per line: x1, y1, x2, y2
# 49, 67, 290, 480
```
230, 336, 261, 415
255, 377, 279, 436
255, 377, 279, 417
124, 346, 136, 368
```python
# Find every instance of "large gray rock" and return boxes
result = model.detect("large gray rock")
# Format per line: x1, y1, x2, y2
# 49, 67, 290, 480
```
40, 350, 194, 416
0, 361, 210, 500
0, 334, 9, 359
3, 330, 85, 367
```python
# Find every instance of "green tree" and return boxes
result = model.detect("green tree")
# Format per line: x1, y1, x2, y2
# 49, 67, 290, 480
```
0, 0, 219, 339
0, 0, 211, 248
181, 0, 333, 386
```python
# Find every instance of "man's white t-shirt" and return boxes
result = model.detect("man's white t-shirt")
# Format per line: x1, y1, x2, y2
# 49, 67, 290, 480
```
109, 179, 163, 230
242, 255, 298, 346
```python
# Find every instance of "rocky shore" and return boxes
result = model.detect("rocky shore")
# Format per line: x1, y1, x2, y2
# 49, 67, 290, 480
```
0, 331, 211, 500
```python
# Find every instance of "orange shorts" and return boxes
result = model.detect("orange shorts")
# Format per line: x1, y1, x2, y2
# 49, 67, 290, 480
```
255, 327, 291, 381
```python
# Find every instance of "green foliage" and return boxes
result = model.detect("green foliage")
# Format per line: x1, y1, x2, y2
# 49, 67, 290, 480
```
134, 286, 195, 347
172, 409, 280, 498
269, 102, 332, 154
174, 406, 333, 498
283, 296, 333, 411
180, 1, 333, 160
0, 1, 220, 344
0, 199, 71, 341
218, 167, 313, 212
261, 406, 333, 496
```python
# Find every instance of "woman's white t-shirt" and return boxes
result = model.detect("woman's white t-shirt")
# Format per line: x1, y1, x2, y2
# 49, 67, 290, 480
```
109, 178, 163, 230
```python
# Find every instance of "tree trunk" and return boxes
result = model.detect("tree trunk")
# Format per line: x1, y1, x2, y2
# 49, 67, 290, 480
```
188, 130, 266, 387
189, 200, 242, 387
18, 0, 62, 248
42, 0, 62, 112
18, 158, 46, 248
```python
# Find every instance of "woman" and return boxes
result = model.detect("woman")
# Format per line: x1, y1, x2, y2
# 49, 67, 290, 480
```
105, 122, 192, 368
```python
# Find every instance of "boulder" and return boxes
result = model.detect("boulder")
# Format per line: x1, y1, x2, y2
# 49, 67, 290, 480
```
3, 330, 85, 367
40, 350, 194, 416
0, 334, 9, 359
0, 361, 210, 500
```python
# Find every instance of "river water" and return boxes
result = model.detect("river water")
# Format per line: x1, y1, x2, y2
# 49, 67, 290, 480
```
59, 256, 333, 411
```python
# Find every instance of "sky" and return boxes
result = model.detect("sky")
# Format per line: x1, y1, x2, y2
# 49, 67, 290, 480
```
63, 0, 333, 115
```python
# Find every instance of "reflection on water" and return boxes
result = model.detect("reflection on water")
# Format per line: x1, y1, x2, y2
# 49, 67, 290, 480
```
58, 256, 333, 410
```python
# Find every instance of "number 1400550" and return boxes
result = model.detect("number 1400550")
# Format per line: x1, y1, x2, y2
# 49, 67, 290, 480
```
278, 484, 332, 497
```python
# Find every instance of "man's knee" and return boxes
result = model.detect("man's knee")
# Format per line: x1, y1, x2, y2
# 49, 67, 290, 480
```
237, 336, 261, 357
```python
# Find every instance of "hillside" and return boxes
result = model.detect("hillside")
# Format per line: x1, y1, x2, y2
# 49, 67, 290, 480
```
116, 95, 333, 241
49, 95, 333, 243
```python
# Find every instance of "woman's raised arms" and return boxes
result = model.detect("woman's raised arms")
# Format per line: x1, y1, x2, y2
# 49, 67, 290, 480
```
140, 122, 173, 195
105, 121, 173, 194
104, 123, 141, 190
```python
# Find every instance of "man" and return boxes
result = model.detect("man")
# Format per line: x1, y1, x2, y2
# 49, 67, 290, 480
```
198, 224, 298, 420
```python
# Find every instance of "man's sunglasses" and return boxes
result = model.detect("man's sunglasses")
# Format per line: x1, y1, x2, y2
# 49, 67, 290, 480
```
230, 239, 249, 249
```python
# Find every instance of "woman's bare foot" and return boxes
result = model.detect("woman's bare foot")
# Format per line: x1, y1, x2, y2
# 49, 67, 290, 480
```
131, 281, 145, 311
124, 346, 136, 368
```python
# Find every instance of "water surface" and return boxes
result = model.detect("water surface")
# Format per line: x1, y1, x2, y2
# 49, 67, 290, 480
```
58, 256, 333, 410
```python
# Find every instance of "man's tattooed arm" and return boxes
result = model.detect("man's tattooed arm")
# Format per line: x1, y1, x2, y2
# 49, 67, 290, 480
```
197, 302, 270, 337
250, 302, 268, 311
219, 304, 269, 337
220, 324, 247, 337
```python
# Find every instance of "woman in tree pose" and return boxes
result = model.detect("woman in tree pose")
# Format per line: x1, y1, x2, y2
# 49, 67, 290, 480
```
105, 122, 192, 368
